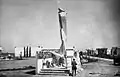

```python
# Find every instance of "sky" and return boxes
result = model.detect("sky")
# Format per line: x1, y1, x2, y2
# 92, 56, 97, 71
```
0, 0, 120, 52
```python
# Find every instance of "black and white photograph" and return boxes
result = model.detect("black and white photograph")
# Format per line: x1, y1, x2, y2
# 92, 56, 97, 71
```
0, 0, 120, 77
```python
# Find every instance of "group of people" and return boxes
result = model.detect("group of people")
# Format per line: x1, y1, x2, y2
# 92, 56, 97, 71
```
42, 58, 53, 68
42, 56, 65, 68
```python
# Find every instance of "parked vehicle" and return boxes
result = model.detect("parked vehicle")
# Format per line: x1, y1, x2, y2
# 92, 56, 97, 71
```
111, 47, 120, 65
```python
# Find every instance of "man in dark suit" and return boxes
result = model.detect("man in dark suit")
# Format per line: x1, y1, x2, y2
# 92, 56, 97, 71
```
71, 58, 77, 76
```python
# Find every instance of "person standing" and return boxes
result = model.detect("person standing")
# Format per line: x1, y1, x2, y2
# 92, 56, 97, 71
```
59, 57, 64, 67
79, 51, 83, 65
71, 58, 77, 76
42, 56, 46, 68
20, 51, 22, 60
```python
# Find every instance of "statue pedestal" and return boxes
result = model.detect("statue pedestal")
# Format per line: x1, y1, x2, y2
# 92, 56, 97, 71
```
36, 59, 43, 74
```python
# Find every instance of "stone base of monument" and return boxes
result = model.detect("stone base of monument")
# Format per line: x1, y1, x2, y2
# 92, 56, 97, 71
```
38, 67, 70, 76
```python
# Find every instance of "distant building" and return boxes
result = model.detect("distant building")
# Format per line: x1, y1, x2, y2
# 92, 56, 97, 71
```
15, 46, 42, 57
96, 48, 107, 57
31, 46, 41, 56
15, 46, 24, 57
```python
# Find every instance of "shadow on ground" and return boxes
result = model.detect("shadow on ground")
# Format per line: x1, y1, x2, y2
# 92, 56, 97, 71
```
0, 66, 35, 72
25, 70, 36, 75
114, 71, 120, 76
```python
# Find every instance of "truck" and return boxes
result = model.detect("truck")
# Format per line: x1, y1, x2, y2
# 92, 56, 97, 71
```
111, 47, 120, 65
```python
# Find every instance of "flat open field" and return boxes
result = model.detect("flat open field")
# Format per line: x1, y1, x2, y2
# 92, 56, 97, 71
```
0, 58, 36, 69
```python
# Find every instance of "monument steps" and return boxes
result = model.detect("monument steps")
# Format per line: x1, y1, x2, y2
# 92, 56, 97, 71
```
39, 68, 70, 76
38, 73, 68, 75
40, 71, 65, 73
